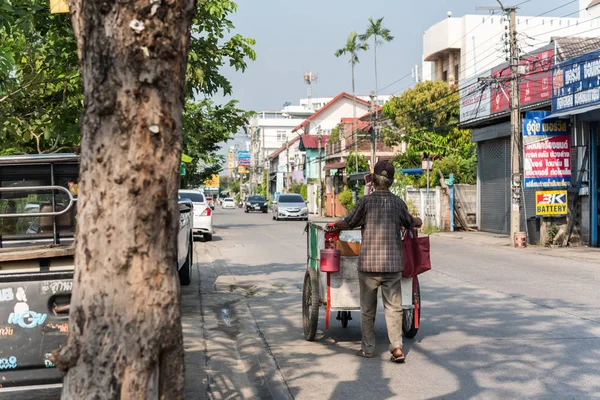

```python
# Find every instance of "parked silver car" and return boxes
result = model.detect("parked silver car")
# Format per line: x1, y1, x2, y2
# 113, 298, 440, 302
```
272, 194, 308, 221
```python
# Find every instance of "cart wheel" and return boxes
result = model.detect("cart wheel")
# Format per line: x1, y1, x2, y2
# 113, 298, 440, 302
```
402, 276, 421, 339
303, 269, 319, 341
340, 311, 351, 328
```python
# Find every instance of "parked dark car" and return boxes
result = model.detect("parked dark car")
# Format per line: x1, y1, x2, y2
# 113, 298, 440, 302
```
245, 195, 268, 213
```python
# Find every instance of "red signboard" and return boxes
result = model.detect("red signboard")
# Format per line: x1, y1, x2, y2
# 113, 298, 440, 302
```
523, 135, 571, 186
491, 67, 510, 113
490, 49, 554, 115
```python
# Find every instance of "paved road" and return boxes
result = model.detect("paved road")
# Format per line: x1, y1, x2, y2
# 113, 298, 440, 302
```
186, 207, 600, 400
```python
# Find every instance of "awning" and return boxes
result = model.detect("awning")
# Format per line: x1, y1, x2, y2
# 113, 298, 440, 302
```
401, 168, 424, 176
324, 161, 346, 171
545, 104, 600, 119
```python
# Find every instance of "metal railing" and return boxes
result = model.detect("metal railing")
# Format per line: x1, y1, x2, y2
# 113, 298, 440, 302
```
0, 186, 76, 218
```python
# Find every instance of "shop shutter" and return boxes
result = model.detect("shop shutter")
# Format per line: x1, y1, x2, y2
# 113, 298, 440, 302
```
478, 138, 510, 233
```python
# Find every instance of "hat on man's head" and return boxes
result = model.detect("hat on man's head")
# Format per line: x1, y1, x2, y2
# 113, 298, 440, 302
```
373, 160, 395, 178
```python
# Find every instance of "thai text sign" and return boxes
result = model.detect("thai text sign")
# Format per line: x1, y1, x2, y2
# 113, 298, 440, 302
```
459, 73, 491, 123
491, 49, 554, 114
522, 111, 571, 189
237, 150, 250, 167
536, 190, 568, 216
204, 175, 220, 191
227, 152, 235, 171
552, 49, 600, 112
459, 48, 554, 123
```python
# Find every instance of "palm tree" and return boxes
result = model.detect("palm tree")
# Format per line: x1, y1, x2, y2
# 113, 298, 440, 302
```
335, 32, 369, 172
360, 17, 394, 98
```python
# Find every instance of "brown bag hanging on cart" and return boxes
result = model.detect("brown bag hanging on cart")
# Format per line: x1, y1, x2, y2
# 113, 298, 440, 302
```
402, 229, 431, 278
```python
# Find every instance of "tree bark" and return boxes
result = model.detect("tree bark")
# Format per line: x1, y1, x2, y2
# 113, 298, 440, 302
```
54, 0, 196, 398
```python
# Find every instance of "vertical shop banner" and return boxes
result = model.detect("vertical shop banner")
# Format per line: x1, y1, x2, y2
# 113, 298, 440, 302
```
522, 111, 571, 189
227, 152, 235, 171
491, 67, 510, 113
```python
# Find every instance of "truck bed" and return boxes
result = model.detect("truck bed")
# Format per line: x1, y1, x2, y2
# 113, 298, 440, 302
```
0, 245, 75, 263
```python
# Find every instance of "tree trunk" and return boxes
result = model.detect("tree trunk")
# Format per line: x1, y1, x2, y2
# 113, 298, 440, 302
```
54, 0, 196, 398
373, 36, 378, 96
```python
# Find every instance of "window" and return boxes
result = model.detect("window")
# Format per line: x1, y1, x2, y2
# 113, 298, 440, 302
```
179, 191, 205, 203
276, 131, 287, 142
278, 194, 305, 203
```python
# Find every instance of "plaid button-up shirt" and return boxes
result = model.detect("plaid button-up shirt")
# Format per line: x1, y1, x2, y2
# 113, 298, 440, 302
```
344, 190, 414, 273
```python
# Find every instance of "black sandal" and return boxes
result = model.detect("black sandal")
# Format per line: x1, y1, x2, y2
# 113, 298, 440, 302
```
390, 350, 405, 363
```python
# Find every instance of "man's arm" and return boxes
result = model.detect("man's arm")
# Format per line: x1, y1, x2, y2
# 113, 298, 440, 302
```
399, 199, 421, 229
332, 219, 350, 230
330, 196, 367, 231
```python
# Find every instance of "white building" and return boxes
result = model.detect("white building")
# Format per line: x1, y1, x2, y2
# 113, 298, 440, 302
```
267, 92, 374, 194
299, 95, 390, 111
248, 105, 313, 176
423, 0, 600, 83
293, 92, 372, 136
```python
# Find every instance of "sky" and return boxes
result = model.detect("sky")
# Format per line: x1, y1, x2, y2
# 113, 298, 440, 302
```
219, 0, 580, 112
215, 0, 582, 172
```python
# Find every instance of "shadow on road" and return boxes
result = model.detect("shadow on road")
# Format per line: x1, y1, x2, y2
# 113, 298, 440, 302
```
197, 261, 600, 398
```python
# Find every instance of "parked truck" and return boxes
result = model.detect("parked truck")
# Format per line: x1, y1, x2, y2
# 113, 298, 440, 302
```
0, 154, 193, 391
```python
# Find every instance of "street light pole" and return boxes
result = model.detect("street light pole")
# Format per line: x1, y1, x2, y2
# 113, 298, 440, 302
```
318, 127, 323, 217
286, 138, 290, 192
370, 91, 376, 170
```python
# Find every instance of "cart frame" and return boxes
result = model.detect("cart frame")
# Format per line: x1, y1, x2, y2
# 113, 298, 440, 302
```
303, 222, 421, 341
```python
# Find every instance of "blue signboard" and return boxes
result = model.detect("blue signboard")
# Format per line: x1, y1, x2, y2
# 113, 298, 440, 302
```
522, 111, 571, 189
237, 150, 250, 167
552, 49, 600, 113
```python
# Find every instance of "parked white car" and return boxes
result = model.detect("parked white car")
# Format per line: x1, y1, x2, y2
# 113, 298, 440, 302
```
179, 189, 213, 241
222, 198, 236, 209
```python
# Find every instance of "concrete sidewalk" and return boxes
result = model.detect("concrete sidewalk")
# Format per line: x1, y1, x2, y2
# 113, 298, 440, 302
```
433, 230, 600, 264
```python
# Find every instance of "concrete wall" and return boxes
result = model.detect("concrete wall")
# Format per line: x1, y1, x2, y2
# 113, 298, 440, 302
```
404, 188, 443, 230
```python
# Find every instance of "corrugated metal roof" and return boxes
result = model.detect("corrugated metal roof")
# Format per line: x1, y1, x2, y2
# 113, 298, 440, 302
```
299, 134, 330, 150
554, 36, 600, 62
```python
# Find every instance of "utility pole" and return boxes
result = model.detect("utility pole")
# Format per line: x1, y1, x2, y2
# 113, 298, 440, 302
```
286, 138, 290, 192
508, 5, 521, 248
477, 1, 521, 247
317, 127, 323, 217
369, 91, 376, 170
352, 63, 358, 173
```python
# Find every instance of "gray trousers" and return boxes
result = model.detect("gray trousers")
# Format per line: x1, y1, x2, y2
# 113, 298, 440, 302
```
358, 271, 403, 353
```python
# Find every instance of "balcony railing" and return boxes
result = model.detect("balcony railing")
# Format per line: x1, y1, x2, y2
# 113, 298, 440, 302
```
326, 141, 342, 157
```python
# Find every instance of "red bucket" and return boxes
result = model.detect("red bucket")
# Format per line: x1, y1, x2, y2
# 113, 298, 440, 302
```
320, 248, 341, 272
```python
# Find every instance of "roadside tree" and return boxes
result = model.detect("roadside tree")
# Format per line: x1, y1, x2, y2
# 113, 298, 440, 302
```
335, 32, 368, 172
0, 0, 255, 184
382, 80, 475, 188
